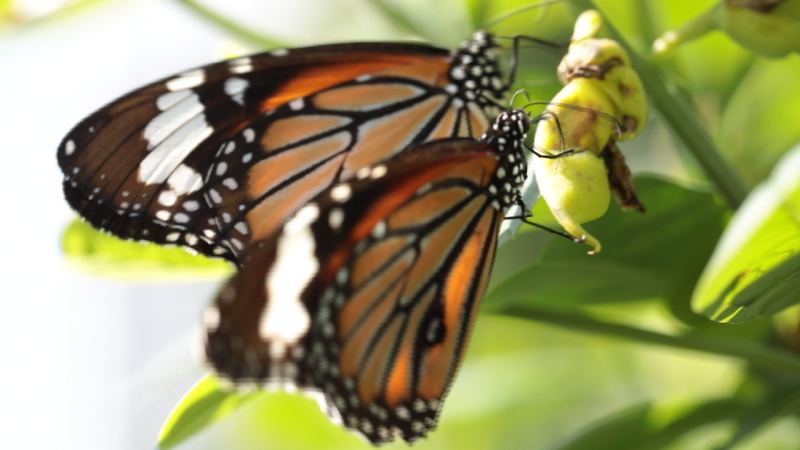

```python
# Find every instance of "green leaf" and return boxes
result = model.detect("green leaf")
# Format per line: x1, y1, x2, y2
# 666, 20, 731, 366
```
719, 57, 800, 184
553, 402, 654, 450
487, 177, 727, 321
61, 218, 233, 280
716, 387, 800, 450
554, 399, 746, 450
158, 375, 257, 450
176, 0, 288, 49
693, 144, 800, 323
464, 0, 489, 29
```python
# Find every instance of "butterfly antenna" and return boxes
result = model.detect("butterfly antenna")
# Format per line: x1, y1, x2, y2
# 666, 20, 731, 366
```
523, 101, 626, 138
529, 109, 567, 151
508, 89, 531, 108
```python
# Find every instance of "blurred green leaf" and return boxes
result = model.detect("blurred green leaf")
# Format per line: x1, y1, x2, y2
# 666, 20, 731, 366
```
487, 177, 727, 322
61, 218, 233, 280
464, 0, 488, 29
176, 0, 287, 49
719, 57, 800, 184
716, 387, 800, 450
365, 0, 427, 38
693, 144, 800, 323
158, 375, 257, 450
554, 402, 656, 450
555, 399, 746, 450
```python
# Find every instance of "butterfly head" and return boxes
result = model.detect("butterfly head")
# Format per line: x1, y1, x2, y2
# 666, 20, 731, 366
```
450, 31, 506, 104
482, 109, 530, 210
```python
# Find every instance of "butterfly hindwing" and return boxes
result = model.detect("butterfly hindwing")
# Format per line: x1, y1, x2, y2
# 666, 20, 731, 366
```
204, 138, 511, 443
59, 34, 506, 262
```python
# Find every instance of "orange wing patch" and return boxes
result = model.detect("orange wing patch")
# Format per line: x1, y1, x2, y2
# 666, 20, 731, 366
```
388, 186, 472, 230
398, 196, 484, 305
359, 317, 404, 403
340, 279, 405, 376
248, 131, 351, 199
370, 59, 450, 86
428, 105, 460, 140
260, 54, 449, 111
340, 248, 415, 338
342, 95, 447, 176
351, 236, 413, 288
260, 115, 351, 151
418, 208, 498, 400
385, 287, 437, 407
467, 102, 490, 137
314, 83, 425, 111
246, 154, 344, 240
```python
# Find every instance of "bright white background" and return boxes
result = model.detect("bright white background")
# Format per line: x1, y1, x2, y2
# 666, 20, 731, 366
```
0, 1, 409, 448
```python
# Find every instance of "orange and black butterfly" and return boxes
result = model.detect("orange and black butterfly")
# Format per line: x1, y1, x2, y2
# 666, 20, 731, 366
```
204, 109, 532, 444
57, 31, 511, 262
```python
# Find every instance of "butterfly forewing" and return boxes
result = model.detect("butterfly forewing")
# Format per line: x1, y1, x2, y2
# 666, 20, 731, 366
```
204, 134, 527, 443
59, 34, 506, 262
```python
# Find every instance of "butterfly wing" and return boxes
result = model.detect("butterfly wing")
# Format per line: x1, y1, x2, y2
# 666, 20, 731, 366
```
58, 36, 505, 262
204, 139, 504, 443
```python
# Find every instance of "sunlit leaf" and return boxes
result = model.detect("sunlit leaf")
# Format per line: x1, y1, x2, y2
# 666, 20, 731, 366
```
158, 375, 258, 450
61, 218, 233, 280
487, 177, 727, 322
693, 144, 800, 323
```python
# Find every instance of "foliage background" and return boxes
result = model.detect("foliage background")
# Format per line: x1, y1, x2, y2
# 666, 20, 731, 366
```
1, 0, 799, 449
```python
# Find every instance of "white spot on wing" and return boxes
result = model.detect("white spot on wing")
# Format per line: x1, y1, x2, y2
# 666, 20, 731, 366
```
156, 90, 191, 111
260, 204, 318, 356
166, 69, 206, 91
229, 56, 253, 74
222, 177, 238, 190
330, 184, 351, 202
139, 114, 213, 185
143, 92, 205, 149
370, 165, 387, 179
167, 164, 203, 195
64, 139, 75, 156
243, 128, 255, 143
224, 77, 249, 105
328, 208, 344, 230
158, 191, 177, 206
204, 307, 220, 331
270, 48, 289, 57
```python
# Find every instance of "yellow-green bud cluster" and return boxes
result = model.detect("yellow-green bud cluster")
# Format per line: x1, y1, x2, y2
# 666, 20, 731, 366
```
533, 10, 648, 255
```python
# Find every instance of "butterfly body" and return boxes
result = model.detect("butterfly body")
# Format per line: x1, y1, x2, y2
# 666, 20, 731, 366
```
204, 110, 531, 444
58, 31, 507, 263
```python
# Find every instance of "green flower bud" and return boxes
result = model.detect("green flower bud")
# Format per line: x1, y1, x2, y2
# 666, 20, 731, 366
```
533, 150, 610, 255
558, 11, 648, 140
653, 0, 800, 58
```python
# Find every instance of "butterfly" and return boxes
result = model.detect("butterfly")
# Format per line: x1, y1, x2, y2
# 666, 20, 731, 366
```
57, 31, 512, 263
203, 108, 531, 444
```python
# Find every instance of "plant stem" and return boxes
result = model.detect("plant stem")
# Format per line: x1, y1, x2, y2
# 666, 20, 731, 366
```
568, 0, 750, 209
487, 304, 800, 378
175, 0, 286, 49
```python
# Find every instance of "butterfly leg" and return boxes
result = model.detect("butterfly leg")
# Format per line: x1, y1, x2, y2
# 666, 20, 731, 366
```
504, 198, 586, 244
